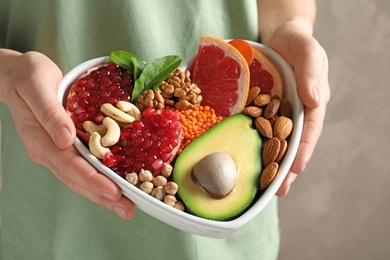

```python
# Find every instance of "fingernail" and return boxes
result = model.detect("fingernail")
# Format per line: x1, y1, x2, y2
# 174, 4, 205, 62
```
114, 206, 128, 219
54, 126, 71, 148
102, 191, 117, 201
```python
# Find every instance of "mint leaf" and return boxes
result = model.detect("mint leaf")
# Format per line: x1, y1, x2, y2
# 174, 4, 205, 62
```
109, 50, 145, 80
131, 55, 182, 103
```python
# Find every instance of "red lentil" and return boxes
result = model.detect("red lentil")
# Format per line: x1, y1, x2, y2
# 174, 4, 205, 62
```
175, 106, 223, 153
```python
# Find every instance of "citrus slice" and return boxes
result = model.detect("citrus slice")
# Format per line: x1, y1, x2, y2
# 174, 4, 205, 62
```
228, 39, 255, 65
190, 36, 250, 118
249, 48, 283, 98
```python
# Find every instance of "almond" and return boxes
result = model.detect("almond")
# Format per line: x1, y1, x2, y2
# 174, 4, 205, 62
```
260, 162, 279, 190
254, 94, 271, 107
245, 86, 261, 106
269, 114, 279, 127
279, 98, 293, 119
273, 116, 293, 141
275, 139, 288, 163
264, 99, 280, 119
262, 138, 280, 167
242, 106, 263, 118
255, 117, 273, 139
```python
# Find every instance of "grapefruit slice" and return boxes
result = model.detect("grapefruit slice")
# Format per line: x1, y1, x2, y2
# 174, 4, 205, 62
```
249, 48, 283, 98
190, 36, 250, 118
228, 39, 255, 65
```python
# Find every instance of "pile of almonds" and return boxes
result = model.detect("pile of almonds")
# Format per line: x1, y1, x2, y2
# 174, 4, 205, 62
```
242, 86, 293, 190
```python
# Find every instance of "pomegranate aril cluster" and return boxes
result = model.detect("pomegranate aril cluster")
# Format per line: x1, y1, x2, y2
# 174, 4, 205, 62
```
66, 63, 133, 131
109, 107, 182, 176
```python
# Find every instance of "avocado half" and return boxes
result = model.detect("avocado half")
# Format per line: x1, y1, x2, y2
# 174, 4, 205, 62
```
173, 114, 262, 221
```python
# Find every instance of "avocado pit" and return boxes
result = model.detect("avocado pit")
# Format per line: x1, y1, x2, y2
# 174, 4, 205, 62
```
191, 152, 237, 199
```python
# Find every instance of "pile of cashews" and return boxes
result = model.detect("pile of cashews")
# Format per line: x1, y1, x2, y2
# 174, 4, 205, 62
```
83, 101, 141, 159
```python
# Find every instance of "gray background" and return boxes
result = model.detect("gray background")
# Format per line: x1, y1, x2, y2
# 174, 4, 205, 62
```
279, 1, 390, 259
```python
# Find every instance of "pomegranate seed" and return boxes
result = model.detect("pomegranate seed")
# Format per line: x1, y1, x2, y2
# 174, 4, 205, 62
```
103, 152, 117, 167
79, 91, 90, 100
107, 85, 117, 93
120, 93, 131, 101
113, 89, 124, 98
135, 152, 145, 162
84, 80, 94, 89
160, 140, 173, 153
145, 153, 157, 165
75, 85, 83, 93
107, 96, 118, 104
122, 77, 130, 85
151, 114, 162, 126
151, 159, 163, 173
170, 120, 182, 131
99, 70, 109, 78
161, 153, 170, 162
141, 130, 151, 138
133, 137, 144, 146
73, 107, 85, 115
121, 129, 132, 138
132, 120, 143, 130
94, 114, 105, 124
150, 133, 159, 142
166, 128, 179, 139
78, 78, 86, 85
111, 76, 121, 83
123, 158, 134, 168
133, 146, 143, 155
168, 137, 178, 147
114, 155, 124, 165
107, 64, 117, 71
169, 112, 180, 121
157, 127, 166, 136
134, 161, 144, 173
110, 145, 121, 154
160, 118, 172, 128
142, 107, 157, 118
78, 113, 89, 122
149, 148, 161, 158
143, 139, 153, 150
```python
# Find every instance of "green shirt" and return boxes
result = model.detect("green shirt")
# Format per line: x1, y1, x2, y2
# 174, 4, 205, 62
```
0, 1, 280, 259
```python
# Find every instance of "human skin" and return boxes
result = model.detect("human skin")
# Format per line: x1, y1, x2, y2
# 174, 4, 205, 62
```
0, 0, 330, 219
257, 0, 331, 196
0, 50, 136, 220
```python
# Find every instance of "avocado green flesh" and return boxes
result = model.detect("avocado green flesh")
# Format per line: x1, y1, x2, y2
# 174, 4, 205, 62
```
173, 114, 262, 220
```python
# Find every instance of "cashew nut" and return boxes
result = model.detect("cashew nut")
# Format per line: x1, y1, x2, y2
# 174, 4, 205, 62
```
101, 117, 120, 147
83, 120, 107, 136
116, 101, 141, 120
100, 103, 135, 123
89, 132, 111, 159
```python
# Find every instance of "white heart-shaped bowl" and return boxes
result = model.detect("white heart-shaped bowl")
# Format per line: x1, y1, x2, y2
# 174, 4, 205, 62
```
58, 40, 303, 238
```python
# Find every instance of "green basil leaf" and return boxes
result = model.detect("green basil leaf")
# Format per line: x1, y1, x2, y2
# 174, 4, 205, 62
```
109, 50, 145, 79
132, 55, 182, 103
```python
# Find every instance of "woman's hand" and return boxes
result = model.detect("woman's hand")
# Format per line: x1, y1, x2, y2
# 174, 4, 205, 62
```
0, 50, 135, 219
265, 19, 331, 196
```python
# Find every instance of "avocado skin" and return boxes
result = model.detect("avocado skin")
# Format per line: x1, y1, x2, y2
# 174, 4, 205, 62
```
173, 114, 262, 221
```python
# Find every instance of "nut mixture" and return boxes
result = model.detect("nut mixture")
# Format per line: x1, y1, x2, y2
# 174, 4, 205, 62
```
126, 167, 185, 210
242, 86, 294, 190
136, 68, 202, 111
